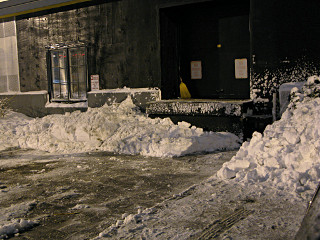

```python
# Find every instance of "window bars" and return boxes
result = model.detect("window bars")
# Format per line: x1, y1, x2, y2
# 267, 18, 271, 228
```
47, 44, 88, 102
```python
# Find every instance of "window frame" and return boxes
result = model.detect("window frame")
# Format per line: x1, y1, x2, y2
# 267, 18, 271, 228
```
47, 45, 88, 102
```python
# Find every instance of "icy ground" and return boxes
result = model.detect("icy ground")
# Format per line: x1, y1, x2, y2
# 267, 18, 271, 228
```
1, 77, 320, 239
0, 149, 239, 239
95, 176, 305, 240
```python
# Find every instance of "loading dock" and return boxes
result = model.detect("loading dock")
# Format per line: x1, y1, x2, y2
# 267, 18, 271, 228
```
160, 0, 250, 100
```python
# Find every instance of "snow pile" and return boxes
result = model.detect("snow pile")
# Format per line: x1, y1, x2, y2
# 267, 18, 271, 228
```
0, 97, 240, 157
0, 219, 38, 239
218, 76, 320, 198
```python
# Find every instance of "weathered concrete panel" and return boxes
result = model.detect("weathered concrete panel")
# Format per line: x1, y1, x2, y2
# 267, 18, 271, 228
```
87, 88, 161, 110
0, 91, 49, 117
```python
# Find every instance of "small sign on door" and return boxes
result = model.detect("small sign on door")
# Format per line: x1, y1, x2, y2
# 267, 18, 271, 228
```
191, 61, 202, 79
235, 58, 248, 79
91, 75, 100, 91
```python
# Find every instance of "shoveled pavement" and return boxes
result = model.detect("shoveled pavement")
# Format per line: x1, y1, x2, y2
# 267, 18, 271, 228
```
0, 148, 237, 239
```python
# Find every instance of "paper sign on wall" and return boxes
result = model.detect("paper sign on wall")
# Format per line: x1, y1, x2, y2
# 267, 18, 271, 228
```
191, 61, 202, 79
235, 58, 248, 79
90, 75, 99, 90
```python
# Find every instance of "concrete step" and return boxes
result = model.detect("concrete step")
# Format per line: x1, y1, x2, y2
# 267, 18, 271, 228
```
146, 99, 253, 138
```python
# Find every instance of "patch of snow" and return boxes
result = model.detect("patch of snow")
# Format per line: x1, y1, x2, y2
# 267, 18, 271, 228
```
0, 90, 47, 96
0, 201, 37, 222
45, 101, 88, 108
0, 219, 38, 239
147, 101, 243, 116
88, 87, 160, 94
251, 57, 319, 100
253, 97, 269, 103
0, 201, 38, 239
279, 81, 306, 115
71, 204, 90, 210
307, 75, 320, 85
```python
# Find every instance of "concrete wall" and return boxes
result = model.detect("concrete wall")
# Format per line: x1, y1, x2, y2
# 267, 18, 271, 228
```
0, 88, 161, 117
15, 0, 162, 92
87, 88, 161, 110
0, 91, 49, 117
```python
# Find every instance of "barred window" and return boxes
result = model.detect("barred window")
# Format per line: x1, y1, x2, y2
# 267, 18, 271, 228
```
48, 46, 87, 102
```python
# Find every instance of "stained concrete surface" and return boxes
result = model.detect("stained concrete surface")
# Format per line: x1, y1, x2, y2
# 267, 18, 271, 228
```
0, 148, 237, 239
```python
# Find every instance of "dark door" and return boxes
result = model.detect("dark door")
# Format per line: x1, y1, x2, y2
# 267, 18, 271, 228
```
218, 15, 250, 99
160, 10, 180, 99
179, 9, 219, 99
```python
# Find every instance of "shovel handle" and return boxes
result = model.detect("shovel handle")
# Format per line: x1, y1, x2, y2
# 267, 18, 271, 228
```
307, 181, 320, 213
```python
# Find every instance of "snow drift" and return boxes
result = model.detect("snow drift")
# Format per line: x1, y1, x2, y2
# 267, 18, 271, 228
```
0, 96, 240, 157
218, 76, 320, 198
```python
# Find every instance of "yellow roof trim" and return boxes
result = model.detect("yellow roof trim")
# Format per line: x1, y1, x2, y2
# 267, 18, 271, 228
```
0, 0, 92, 19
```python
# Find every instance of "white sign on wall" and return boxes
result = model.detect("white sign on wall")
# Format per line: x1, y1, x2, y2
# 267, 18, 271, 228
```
235, 58, 248, 79
90, 75, 99, 91
191, 61, 202, 79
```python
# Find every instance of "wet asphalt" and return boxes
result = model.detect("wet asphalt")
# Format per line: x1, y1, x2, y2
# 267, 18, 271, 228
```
0, 148, 237, 239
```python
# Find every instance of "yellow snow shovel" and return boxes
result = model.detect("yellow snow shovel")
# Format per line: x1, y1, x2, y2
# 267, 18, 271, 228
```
180, 77, 191, 99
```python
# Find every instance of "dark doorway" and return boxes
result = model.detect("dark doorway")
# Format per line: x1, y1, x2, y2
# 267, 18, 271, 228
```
160, 0, 250, 99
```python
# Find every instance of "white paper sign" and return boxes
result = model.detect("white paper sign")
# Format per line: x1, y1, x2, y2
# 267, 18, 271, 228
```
191, 61, 202, 79
91, 75, 99, 90
235, 59, 248, 79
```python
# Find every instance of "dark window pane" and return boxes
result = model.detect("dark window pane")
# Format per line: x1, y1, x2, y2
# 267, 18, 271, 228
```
79, 83, 87, 99
52, 67, 67, 83
51, 50, 66, 68
69, 49, 78, 66
70, 83, 79, 99
51, 53, 59, 68
78, 66, 86, 84
70, 66, 78, 83
52, 83, 68, 100
52, 67, 60, 83
69, 47, 86, 66
78, 47, 86, 65
60, 83, 68, 99
53, 84, 60, 99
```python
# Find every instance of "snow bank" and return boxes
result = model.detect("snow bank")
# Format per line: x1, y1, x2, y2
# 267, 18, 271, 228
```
218, 76, 320, 198
0, 97, 240, 157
